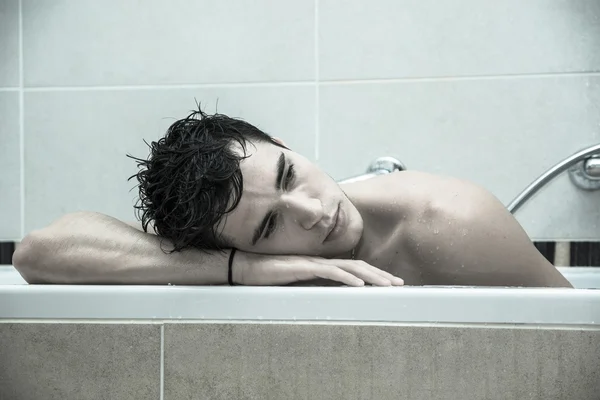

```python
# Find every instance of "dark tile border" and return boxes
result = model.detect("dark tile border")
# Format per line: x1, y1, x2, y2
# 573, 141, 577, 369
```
0, 242, 15, 265
534, 241, 555, 265
570, 242, 600, 267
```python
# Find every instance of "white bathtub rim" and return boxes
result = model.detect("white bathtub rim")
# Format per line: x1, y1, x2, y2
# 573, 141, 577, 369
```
1, 284, 599, 325
2, 265, 600, 325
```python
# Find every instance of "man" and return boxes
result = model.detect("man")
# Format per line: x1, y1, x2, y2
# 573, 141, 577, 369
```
12, 108, 572, 288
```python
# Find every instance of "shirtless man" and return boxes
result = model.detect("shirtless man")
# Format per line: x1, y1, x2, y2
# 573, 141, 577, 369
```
12, 109, 571, 288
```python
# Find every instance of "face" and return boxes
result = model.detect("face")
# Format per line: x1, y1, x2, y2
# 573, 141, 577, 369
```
217, 140, 364, 257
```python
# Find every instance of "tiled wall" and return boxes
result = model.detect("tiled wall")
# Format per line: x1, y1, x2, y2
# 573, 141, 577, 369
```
1, 322, 599, 399
1, 1, 600, 244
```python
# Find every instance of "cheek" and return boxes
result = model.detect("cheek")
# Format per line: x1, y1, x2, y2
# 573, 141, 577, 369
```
263, 226, 318, 253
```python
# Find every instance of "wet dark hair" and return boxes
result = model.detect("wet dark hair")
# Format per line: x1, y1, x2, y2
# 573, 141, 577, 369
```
127, 106, 287, 253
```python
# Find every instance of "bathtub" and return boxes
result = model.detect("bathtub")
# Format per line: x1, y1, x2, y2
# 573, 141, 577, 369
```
1, 265, 599, 399
0, 265, 599, 324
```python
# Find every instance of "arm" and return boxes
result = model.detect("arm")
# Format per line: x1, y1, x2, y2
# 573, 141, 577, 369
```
12, 211, 402, 286
12, 211, 231, 285
406, 180, 572, 288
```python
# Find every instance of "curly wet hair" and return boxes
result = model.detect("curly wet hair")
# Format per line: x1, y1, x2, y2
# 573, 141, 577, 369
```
127, 106, 287, 253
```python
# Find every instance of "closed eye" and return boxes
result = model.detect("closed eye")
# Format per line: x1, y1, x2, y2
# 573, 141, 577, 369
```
251, 154, 296, 246
265, 164, 295, 240
285, 164, 296, 189
265, 213, 278, 238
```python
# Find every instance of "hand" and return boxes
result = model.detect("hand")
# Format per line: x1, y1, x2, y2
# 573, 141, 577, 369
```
233, 252, 404, 287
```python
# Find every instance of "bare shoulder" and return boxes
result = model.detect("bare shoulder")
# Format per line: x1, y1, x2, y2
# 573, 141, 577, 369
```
379, 172, 571, 287
344, 170, 487, 216
125, 219, 156, 235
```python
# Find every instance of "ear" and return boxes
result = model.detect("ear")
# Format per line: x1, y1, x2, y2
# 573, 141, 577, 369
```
272, 137, 289, 148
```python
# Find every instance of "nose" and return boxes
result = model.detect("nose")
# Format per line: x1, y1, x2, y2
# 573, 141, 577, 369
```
282, 194, 324, 230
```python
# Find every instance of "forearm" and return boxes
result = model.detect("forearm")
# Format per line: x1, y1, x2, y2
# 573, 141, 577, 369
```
12, 211, 232, 285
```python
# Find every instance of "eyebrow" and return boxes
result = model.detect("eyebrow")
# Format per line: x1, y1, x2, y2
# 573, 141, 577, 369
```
251, 152, 286, 246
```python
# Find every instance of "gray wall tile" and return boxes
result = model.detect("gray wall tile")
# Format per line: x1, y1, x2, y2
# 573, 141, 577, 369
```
11, 0, 600, 242
164, 323, 600, 400
0, 323, 160, 400
515, 174, 600, 241
320, 0, 600, 80
22, 0, 314, 87
0, 92, 21, 240
0, 0, 19, 87
23, 86, 315, 232
319, 76, 600, 239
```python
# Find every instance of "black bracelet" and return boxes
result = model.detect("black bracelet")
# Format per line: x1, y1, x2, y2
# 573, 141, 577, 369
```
228, 248, 237, 286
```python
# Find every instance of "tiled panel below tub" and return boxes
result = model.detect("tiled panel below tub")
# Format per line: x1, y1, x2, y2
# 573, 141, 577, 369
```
164, 323, 600, 400
0, 323, 161, 400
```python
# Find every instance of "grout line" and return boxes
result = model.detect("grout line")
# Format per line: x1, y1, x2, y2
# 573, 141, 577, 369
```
1, 319, 598, 330
160, 324, 164, 400
18, 0, 24, 239
24, 81, 315, 92
554, 241, 571, 267
319, 71, 600, 85
0, 88, 19, 92
19, 71, 600, 93
314, 0, 320, 162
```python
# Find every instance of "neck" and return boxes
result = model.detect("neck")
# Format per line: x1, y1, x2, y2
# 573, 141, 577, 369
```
340, 184, 384, 261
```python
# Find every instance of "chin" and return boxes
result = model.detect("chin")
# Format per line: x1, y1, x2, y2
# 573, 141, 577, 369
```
345, 204, 363, 237
331, 225, 363, 257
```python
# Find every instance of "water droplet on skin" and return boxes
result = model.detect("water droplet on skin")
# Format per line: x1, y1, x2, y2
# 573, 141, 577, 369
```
433, 229, 439, 235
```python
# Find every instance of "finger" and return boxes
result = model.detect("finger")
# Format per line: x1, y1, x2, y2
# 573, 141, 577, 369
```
284, 262, 363, 287
337, 263, 392, 286
311, 264, 365, 287
360, 262, 404, 286
337, 259, 404, 286
324, 259, 404, 286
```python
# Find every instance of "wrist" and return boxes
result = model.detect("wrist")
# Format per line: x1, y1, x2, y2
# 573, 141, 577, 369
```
230, 249, 250, 285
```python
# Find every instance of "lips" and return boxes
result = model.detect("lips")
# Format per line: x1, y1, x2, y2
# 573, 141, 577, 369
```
323, 203, 341, 242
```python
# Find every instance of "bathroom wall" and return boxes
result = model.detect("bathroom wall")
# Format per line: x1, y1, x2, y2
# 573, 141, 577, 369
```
1, 0, 600, 245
